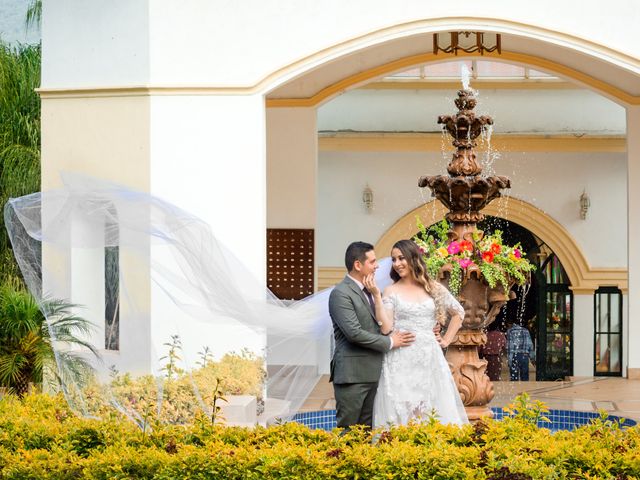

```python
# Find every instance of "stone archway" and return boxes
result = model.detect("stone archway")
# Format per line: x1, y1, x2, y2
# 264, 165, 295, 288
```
264, 18, 640, 108
374, 197, 627, 294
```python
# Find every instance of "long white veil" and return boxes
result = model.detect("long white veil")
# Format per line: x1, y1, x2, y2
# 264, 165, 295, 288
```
4, 173, 394, 425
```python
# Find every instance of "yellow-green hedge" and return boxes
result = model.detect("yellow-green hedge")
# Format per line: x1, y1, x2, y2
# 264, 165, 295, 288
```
1, 393, 639, 479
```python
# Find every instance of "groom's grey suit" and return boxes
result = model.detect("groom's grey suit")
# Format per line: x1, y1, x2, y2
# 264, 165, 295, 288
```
329, 276, 391, 429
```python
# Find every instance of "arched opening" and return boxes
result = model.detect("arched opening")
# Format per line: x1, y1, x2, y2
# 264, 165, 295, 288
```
404, 213, 574, 380
264, 18, 635, 377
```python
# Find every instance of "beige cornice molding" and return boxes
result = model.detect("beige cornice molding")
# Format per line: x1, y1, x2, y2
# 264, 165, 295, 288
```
318, 133, 625, 153
38, 52, 640, 105
37, 85, 256, 99
375, 197, 627, 293
38, 47, 640, 104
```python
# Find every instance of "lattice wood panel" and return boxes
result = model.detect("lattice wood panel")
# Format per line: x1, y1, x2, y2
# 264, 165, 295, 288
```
267, 229, 314, 300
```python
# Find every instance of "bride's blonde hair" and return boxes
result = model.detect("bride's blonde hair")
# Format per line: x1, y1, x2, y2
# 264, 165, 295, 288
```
390, 239, 449, 325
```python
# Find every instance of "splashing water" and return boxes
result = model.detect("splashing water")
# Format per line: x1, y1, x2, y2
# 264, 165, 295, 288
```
461, 63, 471, 90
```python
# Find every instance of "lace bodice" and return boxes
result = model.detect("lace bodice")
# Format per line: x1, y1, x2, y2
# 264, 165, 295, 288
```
382, 288, 464, 332
383, 294, 437, 333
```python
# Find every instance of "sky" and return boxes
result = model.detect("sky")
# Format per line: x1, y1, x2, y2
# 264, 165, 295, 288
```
0, 0, 40, 45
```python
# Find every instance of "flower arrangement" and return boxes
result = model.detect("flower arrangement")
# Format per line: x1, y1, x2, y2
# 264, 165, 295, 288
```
414, 218, 536, 296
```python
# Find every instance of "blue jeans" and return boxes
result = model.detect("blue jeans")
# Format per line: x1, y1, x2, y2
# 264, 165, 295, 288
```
509, 353, 530, 381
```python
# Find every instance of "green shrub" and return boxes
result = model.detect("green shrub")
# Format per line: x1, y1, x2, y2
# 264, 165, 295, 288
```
1, 392, 639, 479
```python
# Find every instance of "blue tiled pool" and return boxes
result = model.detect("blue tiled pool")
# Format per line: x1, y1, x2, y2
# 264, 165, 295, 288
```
292, 408, 637, 432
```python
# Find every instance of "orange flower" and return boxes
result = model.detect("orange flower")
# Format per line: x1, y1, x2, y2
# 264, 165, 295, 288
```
482, 251, 495, 263
460, 240, 473, 252
490, 243, 501, 254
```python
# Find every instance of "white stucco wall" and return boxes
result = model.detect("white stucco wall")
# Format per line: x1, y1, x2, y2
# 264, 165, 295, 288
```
41, 0, 150, 87
573, 295, 594, 377
627, 106, 640, 375
149, 94, 267, 280
317, 150, 627, 268
266, 108, 317, 229
42, 0, 640, 90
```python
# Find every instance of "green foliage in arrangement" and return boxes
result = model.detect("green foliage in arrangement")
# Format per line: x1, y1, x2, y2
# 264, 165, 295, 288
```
0, 41, 41, 286
0, 392, 639, 479
415, 219, 536, 296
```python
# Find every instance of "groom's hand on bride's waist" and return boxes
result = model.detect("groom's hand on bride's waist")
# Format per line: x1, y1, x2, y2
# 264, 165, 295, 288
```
390, 330, 416, 348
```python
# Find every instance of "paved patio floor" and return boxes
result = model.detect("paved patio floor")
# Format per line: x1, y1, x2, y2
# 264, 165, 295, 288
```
302, 376, 640, 422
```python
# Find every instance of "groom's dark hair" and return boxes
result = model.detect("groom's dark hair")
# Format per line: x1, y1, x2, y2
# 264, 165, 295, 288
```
345, 241, 374, 272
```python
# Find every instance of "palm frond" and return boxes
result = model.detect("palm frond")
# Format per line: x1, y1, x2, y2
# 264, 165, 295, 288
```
0, 353, 30, 384
0, 283, 100, 394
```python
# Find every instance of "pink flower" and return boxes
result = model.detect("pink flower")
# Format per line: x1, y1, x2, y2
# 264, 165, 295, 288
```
447, 241, 461, 255
458, 258, 472, 268
514, 249, 522, 258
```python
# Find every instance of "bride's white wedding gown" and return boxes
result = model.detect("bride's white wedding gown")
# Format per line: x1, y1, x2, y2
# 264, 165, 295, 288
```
373, 292, 469, 427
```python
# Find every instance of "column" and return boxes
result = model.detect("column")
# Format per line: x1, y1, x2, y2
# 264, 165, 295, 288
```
627, 106, 640, 379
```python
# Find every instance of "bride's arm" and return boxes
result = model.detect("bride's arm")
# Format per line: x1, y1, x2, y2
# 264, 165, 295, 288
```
438, 288, 465, 348
363, 274, 394, 334
439, 312, 462, 348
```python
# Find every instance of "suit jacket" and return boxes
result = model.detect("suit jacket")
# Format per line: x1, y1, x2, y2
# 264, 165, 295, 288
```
328, 276, 391, 384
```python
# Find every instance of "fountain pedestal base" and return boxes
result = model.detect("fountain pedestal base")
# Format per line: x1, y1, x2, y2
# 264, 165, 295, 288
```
445, 330, 496, 422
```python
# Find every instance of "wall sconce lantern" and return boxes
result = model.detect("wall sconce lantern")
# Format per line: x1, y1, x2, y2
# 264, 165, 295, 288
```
362, 184, 374, 213
579, 190, 590, 220
433, 31, 502, 56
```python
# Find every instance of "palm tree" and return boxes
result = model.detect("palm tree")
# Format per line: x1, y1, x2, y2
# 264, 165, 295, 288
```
0, 282, 99, 396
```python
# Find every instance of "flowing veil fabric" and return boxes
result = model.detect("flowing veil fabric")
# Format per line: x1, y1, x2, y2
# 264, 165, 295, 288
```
4, 174, 395, 425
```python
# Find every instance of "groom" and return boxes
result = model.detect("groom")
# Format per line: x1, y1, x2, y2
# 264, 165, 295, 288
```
329, 241, 415, 429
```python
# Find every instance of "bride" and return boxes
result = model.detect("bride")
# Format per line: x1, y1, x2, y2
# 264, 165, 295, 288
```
364, 239, 469, 427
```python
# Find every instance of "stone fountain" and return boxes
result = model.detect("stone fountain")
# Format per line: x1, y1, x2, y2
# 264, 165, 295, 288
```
419, 89, 513, 420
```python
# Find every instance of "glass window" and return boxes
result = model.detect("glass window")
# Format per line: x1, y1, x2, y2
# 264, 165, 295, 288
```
543, 255, 569, 284
385, 60, 562, 82
423, 60, 473, 78
537, 253, 573, 380
105, 211, 119, 351
544, 291, 572, 376
594, 287, 622, 376
475, 61, 524, 77
527, 68, 553, 78
389, 67, 422, 78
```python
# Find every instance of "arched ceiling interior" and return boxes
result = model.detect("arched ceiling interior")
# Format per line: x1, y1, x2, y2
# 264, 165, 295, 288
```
266, 31, 640, 106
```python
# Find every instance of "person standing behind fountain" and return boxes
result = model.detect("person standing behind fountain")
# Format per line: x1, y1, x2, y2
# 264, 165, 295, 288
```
329, 242, 416, 430
506, 320, 535, 381
480, 326, 507, 381
365, 240, 468, 427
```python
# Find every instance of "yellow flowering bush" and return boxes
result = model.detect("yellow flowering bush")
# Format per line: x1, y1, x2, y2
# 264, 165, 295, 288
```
1, 392, 639, 479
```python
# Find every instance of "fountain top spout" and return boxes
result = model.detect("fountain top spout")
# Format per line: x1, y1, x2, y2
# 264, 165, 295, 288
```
437, 89, 494, 177
419, 88, 509, 224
